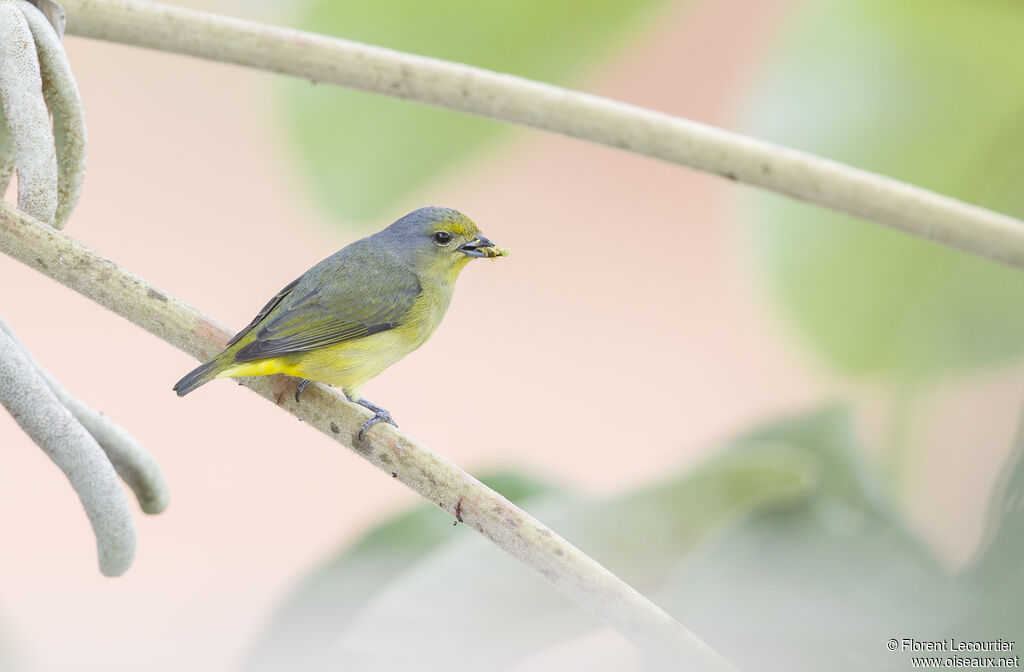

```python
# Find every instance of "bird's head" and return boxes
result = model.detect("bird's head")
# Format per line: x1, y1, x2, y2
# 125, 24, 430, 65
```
379, 207, 508, 284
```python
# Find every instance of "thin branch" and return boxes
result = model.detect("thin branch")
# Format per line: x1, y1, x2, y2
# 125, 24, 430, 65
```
20, 0, 86, 229
0, 322, 135, 576
60, 0, 1024, 271
0, 0, 56, 225
0, 317, 169, 514
0, 107, 12, 193
27, 0, 66, 38
0, 201, 737, 669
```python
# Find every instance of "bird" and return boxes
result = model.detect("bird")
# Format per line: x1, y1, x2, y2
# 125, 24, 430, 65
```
173, 206, 507, 438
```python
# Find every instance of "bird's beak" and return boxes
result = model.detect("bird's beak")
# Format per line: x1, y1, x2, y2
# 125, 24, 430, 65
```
459, 234, 508, 258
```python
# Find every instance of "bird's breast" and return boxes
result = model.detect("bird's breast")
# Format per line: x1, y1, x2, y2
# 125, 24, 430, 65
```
404, 278, 455, 345
279, 279, 455, 397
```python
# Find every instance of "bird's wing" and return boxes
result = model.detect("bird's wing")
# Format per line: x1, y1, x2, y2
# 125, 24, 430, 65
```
231, 259, 421, 363
225, 277, 301, 348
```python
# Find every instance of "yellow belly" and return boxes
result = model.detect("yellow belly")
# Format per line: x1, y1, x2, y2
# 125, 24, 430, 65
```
215, 319, 434, 400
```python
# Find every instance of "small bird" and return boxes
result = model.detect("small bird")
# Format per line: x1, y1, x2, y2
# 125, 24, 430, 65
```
173, 206, 507, 438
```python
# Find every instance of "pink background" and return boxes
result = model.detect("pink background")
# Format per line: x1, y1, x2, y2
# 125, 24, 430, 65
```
0, 0, 1015, 669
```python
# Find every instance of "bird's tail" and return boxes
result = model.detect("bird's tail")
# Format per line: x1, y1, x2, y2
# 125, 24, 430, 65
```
173, 358, 223, 396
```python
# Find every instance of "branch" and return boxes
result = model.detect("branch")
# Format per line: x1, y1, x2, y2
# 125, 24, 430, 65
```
0, 200, 737, 668
60, 0, 1024, 270
0, 107, 12, 193
0, 0, 56, 225
20, 0, 86, 229
28, 0, 67, 38
0, 318, 169, 514
0, 321, 135, 576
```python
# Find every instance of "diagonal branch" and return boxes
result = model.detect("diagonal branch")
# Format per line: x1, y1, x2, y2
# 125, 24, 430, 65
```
60, 0, 1024, 270
0, 200, 737, 669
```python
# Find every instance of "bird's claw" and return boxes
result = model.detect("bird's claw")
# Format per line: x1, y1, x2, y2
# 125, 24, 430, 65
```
294, 378, 311, 402
349, 396, 398, 440
358, 409, 397, 440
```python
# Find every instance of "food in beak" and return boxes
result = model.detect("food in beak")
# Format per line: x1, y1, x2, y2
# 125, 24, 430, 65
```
460, 236, 509, 259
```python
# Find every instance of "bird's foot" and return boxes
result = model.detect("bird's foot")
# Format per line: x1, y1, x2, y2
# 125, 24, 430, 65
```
349, 396, 398, 440
294, 378, 311, 402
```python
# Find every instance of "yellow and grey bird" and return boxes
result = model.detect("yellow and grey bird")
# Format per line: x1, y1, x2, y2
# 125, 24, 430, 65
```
173, 206, 507, 437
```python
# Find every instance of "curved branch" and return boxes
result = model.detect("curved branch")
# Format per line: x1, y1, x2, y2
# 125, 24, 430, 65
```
0, 317, 168, 514
0, 323, 135, 576
0, 0, 57, 225
0, 107, 13, 194
0, 200, 736, 669
20, 0, 86, 229
28, 0, 66, 38
61, 0, 1024, 270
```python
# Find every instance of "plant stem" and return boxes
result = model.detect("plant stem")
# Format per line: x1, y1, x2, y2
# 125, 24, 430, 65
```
60, 0, 1024, 271
0, 317, 169, 515
0, 0, 57, 225
0, 200, 737, 669
0, 319, 135, 576
20, 0, 87, 229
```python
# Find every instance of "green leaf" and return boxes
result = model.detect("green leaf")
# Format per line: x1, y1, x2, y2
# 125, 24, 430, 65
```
242, 442, 815, 670
282, 0, 672, 221
659, 408, 973, 672
245, 408, 1022, 670
746, 1, 1024, 380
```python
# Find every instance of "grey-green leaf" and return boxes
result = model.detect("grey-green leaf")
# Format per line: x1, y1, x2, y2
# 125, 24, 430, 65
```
659, 408, 975, 672
957, 416, 1024, 641
243, 441, 815, 670
241, 472, 559, 672
745, 1, 1024, 380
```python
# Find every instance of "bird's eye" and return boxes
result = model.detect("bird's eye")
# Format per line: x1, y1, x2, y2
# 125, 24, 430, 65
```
433, 231, 452, 246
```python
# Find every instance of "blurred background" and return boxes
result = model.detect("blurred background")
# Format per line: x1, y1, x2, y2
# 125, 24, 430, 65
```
1, 0, 1022, 669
